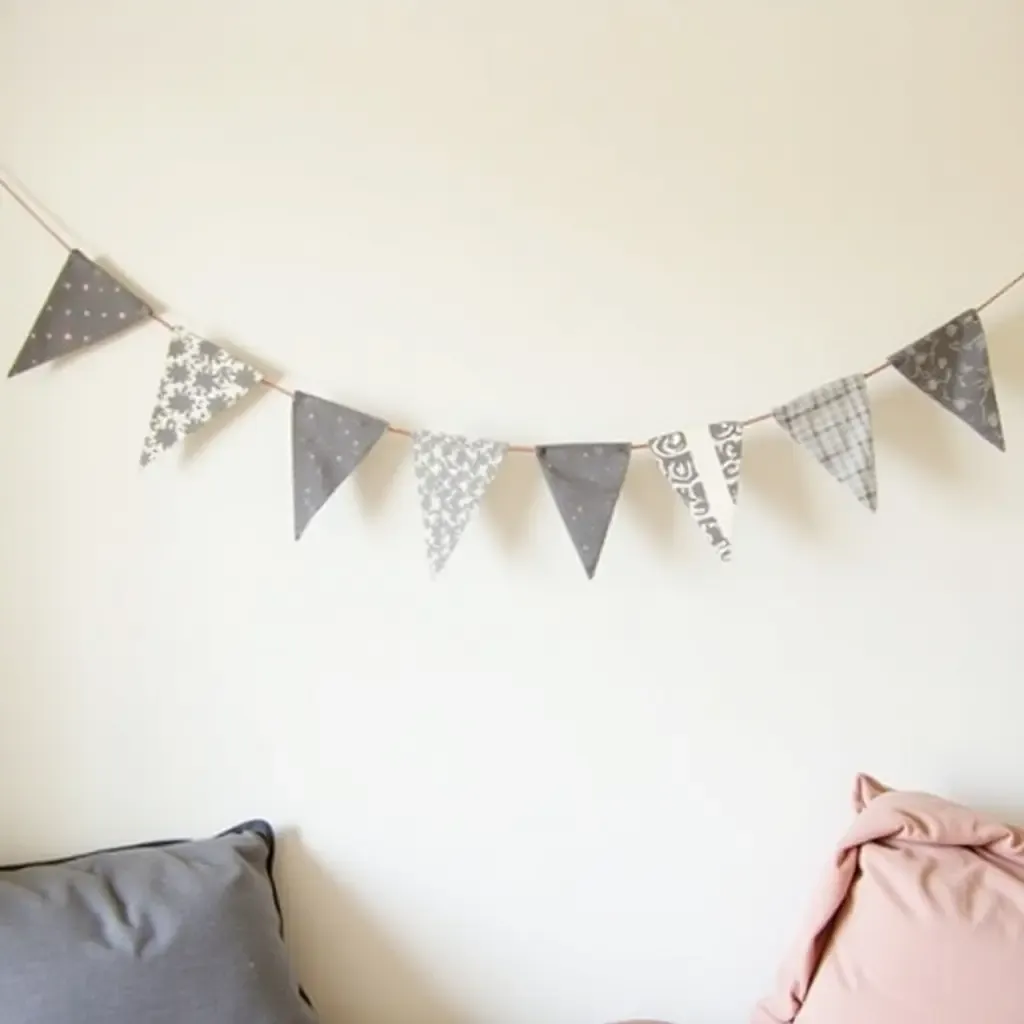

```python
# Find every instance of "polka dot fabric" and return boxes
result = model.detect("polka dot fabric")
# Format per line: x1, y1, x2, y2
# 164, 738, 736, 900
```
291, 391, 389, 540
8, 250, 151, 376
536, 442, 631, 578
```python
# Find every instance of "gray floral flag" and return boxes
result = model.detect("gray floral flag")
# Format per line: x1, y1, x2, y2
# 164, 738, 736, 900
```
537, 443, 631, 578
140, 329, 262, 466
649, 422, 743, 561
292, 392, 389, 540
773, 374, 877, 510
413, 430, 508, 574
9, 250, 151, 376
888, 310, 1005, 451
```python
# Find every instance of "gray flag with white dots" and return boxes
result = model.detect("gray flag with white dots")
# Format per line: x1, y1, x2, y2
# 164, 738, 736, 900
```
537, 442, 631, 578
9, 250, 151, 376
292, 392, 389, 540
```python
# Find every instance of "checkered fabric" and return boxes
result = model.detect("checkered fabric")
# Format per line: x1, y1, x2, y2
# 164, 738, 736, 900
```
773, 373, 877, 510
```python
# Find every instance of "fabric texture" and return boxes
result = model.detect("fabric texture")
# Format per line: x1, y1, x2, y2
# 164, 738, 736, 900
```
412, 429, 508, 574
536, 442, 631, 578
292, 391, 388, 539
0, 821, 317, 1024
773, 374, 877, 510
752, 775, 1024, 1024
649, 421, 743, 561
141, 329, 262, 465
9, 249, 151, 376
889, 309, 1005, 450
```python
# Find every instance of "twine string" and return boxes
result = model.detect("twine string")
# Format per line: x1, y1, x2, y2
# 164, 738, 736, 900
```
2, 172, 1021, 454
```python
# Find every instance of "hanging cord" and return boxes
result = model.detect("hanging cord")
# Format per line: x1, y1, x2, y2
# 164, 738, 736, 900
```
3, 172, 1022, 453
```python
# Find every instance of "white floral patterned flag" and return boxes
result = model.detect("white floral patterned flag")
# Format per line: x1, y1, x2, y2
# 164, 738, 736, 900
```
649, 421, 744, 561
140, 329, 263, 466
413, 430, 508, 574
9, 250, 151, 376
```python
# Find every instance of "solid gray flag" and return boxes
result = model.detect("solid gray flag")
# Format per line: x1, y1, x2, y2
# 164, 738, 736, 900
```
292, 392, 389, 540
889, 309, 1005, 451
9, 250, 151, 376
537, 442, 631, 578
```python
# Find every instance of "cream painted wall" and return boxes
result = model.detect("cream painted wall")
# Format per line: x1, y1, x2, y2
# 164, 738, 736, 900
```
2, 2, 1024, 1022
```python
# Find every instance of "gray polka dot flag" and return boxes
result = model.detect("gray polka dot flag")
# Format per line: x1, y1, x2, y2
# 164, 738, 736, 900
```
888, 309, 1005, 451
140, 329, 263, 466
9, 249, 151, 376
773, 373, 877, 510
292, 392, 389, 540
537, 442, 631, 578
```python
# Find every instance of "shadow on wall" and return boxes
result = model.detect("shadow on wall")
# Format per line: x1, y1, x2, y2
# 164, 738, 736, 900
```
274, 831, 470, 1024
354, 430, 410, 518
740, 426, 826, 542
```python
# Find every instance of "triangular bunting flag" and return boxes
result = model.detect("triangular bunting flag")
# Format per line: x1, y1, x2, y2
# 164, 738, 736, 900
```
773, 374, 877, 509
888, 309, 1005, 450
413, 430, 508, 574
649, 421, 744, 561
140, 329, 262, 466
9, 250, 151, 376
292, 392, 389, 540
536, 443, 631, 578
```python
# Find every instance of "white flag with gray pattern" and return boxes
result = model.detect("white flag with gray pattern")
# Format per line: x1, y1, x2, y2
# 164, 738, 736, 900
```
140, 329, 263, 466
773, 373, 877, 510
649, 421, 743, 561
413, 430, 508, 574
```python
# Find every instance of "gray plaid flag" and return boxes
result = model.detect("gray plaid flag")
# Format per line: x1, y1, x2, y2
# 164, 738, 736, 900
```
773, 374, 877, 510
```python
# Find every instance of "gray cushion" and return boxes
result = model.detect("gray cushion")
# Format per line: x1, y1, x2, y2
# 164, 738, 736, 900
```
0, 820, 318, 1023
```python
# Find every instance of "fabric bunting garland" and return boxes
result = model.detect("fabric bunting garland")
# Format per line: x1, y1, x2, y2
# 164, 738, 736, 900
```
413, 431, 508, 574
292, 392, 389, 540
1, 174, 1019, 578
773, 374, 878, 510
9, 249, 150, 376
140, 330, 263, 466
537, 443, 631, 578
649, 422, 744, 561
888, 310, 1005, 451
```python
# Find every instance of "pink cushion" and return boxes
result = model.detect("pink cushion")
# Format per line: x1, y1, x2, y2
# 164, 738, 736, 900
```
753, 774, 1024, 1023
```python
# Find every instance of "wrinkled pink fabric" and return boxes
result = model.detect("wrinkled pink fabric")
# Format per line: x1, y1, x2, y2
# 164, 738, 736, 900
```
752, 774, 1024, 1024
